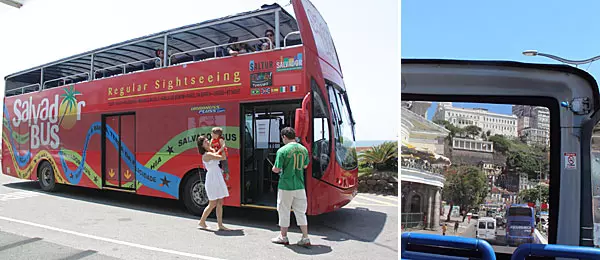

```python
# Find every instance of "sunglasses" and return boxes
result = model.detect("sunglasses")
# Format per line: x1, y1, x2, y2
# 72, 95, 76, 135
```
266, 34, 273, 37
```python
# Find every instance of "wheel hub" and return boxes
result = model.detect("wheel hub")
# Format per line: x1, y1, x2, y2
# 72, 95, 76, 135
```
41, 167, 52, 186
192, 180, 208, 207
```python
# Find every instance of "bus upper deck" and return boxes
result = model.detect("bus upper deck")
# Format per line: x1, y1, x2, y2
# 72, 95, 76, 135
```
4, 3, 303, 96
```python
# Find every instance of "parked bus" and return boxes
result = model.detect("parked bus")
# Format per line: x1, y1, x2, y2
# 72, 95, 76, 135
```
1, 0, 358, 216
505, 204, 535, 246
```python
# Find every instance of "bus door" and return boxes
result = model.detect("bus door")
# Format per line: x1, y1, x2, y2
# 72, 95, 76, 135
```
240, 101, 302, 208
102, 113, 136, 191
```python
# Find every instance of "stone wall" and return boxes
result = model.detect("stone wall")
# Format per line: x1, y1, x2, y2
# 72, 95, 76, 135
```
358, 171, 398, 195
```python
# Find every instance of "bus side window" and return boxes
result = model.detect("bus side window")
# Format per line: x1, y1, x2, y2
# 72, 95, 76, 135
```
312, 79, 331, 179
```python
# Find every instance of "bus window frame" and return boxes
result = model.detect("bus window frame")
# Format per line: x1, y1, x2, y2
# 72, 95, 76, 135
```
311, 78, 332, 179
581, 105, 600, 246
402, 93, 561, 246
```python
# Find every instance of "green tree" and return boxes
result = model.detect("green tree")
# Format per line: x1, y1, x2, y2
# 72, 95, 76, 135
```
433, 120, 465, 140
518, 184, 549, 203
488, 135, 511, 154
442, 166, 489, 222
360, 141, 397, 171
464, 125, 482, 139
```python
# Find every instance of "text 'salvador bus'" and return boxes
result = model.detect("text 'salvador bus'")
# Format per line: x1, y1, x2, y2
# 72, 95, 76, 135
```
1, 0, 358, 215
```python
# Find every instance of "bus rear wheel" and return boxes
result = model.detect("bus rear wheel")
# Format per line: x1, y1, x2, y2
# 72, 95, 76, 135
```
38, 161, 57, 192
182, 170, 209, 216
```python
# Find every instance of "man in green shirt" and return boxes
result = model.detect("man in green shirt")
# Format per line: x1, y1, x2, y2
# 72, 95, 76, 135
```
271, 127, 311, 247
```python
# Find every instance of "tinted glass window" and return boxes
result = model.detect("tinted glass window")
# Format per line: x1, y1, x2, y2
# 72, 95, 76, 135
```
326, 81, 357, 170
479, 222, 486, 229
487, 222, 495, 229
508, 208, 532, 217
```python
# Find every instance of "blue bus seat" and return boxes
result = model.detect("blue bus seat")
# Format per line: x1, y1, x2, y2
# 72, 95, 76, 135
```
511, 243, 600, 260
401, 232, 496, 260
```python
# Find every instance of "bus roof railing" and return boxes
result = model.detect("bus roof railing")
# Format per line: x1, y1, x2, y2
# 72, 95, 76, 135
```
284, 31, 301, 47
169, 37, 273, 66
6, 83, 40, 95
94, 57, 162, 79
42, 72, 90, 89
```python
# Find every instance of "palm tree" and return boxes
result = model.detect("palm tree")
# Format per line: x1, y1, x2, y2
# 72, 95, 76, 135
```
58, 85, 82, 127
360, 141, 398, 171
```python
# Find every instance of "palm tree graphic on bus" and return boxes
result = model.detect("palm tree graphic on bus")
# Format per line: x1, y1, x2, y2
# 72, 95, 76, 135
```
58, 85, 84, 130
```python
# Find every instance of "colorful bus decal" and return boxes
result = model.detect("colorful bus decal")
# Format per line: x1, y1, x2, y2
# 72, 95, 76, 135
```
3, 102, 239, 199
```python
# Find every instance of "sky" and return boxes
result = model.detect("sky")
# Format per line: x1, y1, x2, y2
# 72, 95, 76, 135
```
0, 0, 399, 141
402, 0, 600, 118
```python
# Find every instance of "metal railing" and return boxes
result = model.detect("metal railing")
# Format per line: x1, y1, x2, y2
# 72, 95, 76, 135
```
284, 31, 301, 47
511, 243, 600, 260
401, 159, 445, 175
94, 57, 162, 79
401, 233, 496, 260
42, 72, 90, 89
7, 33, 304, 96
401, 212, 424, 229
168, 37, 273, 66
6, 83, 41, 95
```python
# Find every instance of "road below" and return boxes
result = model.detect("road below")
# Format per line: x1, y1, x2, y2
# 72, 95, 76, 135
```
0, 174, 398, 260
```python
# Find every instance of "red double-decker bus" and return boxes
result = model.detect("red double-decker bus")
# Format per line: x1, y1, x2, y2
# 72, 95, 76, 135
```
2, 0, 357, 215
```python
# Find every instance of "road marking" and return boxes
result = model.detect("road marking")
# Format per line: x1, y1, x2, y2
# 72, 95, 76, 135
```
0, 215, 226, 260
373, 195, 398, 202
354, 195, 397, 206
0, 191, 41, 201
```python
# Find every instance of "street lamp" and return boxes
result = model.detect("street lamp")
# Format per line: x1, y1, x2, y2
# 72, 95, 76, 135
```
522, 50, 600, 66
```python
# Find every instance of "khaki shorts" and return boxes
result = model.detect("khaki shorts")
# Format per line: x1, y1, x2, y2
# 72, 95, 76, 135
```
277, 189, 308, 227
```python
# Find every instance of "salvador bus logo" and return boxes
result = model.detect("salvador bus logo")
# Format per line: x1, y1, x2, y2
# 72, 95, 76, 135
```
11, 85, 86, 149
276, 53, 303, 72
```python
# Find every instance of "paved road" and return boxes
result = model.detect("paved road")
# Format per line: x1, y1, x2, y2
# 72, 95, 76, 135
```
409, 219, 517, 255
461, 221, 516, 255
0, 174, 398, 260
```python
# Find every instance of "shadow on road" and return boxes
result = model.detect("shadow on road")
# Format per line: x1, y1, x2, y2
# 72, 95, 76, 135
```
284, 244, 333, 255
3, 181, 390, 250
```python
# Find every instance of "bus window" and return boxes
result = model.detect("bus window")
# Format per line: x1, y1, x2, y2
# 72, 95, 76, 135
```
401, 101, 550, 254
590, 122, 600, 246
326, 81, 357, 170
312, 79, 331, 179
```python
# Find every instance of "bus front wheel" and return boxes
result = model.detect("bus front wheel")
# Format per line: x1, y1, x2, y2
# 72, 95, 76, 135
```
38, 161, 57, 192
182, 170, 209, 216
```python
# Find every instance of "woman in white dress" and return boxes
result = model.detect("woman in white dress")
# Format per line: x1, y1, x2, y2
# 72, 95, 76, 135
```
196, 135, 230, 230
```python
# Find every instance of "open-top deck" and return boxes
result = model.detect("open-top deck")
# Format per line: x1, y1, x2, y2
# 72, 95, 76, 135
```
4, 3, 302, 96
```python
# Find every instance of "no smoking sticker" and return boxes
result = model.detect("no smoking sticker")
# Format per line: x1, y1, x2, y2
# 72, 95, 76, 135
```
564, 152, 577, 169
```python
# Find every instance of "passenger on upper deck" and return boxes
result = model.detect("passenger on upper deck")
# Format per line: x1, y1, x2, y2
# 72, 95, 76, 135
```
155, 49, 164, 67
261, 29, 275, 50
226, 37, 254, 57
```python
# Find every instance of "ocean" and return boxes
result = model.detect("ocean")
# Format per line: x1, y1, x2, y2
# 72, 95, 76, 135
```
355, 140, 397, 148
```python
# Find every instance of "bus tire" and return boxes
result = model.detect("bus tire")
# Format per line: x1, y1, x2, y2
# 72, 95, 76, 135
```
37, 161, 57, 192
181, 169, 208, 216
